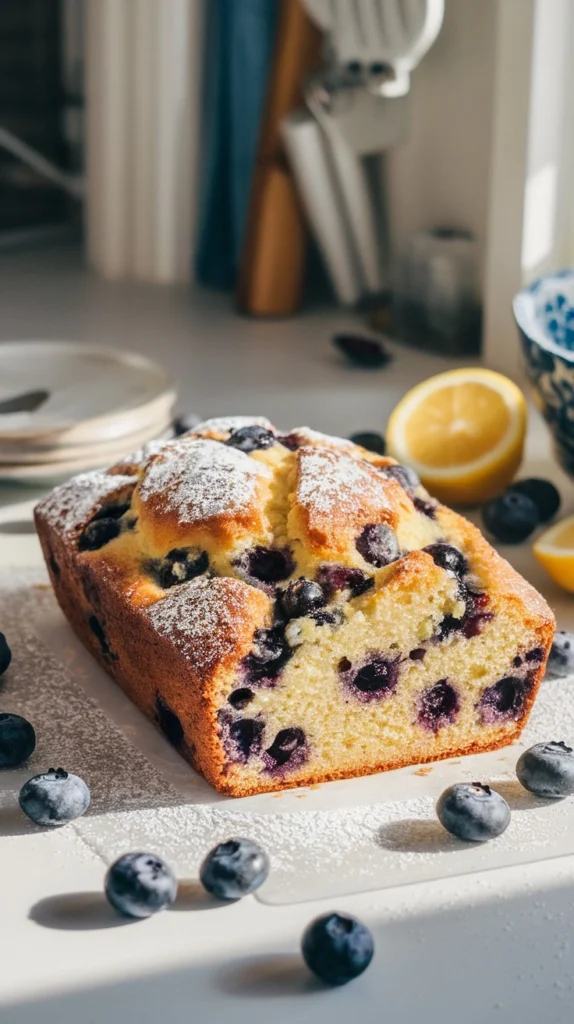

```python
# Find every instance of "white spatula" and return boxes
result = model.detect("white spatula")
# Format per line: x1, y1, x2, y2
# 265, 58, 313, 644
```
300, 0, 444, 298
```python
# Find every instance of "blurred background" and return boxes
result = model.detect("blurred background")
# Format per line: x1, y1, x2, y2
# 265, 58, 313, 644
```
0, 0, 573, 451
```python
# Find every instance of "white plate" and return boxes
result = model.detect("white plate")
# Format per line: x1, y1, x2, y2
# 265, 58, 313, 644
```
0, 342, 174, 444
0, 416, 173, 466
0, 426, 173, 483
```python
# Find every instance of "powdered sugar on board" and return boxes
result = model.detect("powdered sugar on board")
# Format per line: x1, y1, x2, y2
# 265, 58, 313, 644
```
35, 470, 136, 534
9, 568, 574, 908
138, 438, 270, 523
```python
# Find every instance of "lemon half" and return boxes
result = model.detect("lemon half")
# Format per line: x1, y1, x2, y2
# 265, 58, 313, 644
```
533, 515, 574, 592
386, 368, 527, 505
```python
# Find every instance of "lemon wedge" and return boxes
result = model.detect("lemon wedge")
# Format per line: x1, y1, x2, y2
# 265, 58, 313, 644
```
386, 368, 527, 505
533, 515, 574, 592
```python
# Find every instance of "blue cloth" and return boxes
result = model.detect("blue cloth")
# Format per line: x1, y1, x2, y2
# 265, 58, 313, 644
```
195, 0, 278, 289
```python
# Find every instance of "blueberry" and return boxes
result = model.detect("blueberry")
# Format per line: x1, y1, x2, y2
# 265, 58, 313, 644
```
316, 565, 374, 599
349, 431, 386, 455
78, 517, 121, 552
92, 501, 132, 522
516, 741, 574, 799
347, 657, 399, 699
380, 463, 420, 491
478, 676, 530, 723
356, 523, 400, 567
241, 546, 295, 584
0, 713, 36, 768
0, 631, 11, 676
301, 912, 374, 986
423, 543, 468, 576
155, 695, 184, 747
242, 626, 292, 683
225, 426, 275, 453
546, 631, 574, 678
333, 333, 391, 369
482, 492, 539, 543
281, 578, 325, 619
150, 547, 209, 589
227, 688, 255, 710
200, 838, 269, 900
229, 719, 264, 761
436, 782, 510, 842
88, 615, 116, 661
172, 411, 202, 437
265, 727, 306, 768
19, 767, 90, 826
413, 496, 438, 519
508, 478, 560, 523
105, 852, 177, 918
418, 680, 459, 732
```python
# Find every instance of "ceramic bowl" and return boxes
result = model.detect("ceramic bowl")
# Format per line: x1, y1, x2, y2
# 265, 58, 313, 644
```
513, 268, 574, 474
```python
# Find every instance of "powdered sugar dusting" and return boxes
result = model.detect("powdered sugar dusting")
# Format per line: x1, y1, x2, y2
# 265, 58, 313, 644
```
190, 415, 275, 438
138, 438, 270, 524
108, 438, 172, 474
290, 426, 356, 452
297, 446, 391, 517
35, 471, 136, 534
148, 575, 252, 673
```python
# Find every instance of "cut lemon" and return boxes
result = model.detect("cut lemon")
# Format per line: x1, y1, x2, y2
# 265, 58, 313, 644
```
386, 368, 527, 505
533, 515, 574, 592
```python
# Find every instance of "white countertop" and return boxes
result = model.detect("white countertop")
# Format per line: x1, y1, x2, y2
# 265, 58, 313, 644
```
1, 244, 574, 1024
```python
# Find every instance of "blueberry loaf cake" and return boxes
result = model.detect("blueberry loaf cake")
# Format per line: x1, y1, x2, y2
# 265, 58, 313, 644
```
35, 416, 555, 797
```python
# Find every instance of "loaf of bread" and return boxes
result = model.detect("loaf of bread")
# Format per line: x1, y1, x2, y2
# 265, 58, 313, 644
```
35, 416, 555, 796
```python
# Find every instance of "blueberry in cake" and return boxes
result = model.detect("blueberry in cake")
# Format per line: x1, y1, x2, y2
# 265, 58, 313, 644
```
34, 416, 555, 796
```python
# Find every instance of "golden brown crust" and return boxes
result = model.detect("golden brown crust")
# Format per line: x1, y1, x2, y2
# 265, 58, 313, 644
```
34, 415, 555, 797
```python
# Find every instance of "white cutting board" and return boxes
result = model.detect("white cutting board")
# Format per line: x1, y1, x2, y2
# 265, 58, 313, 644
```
14, 581, 573, 907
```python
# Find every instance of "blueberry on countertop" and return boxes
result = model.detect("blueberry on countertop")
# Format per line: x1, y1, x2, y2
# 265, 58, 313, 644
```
0, 631, 12, 676
516, 741, 574, 799
508, 478, 560, 523
0, 713, 36, 768
172, 412, 202, 437
545, 631, 574, 678
200, 838, 269, 900
301, 912, 374, 986
482, 492, 539, 544
436, 782, 510, 842
333, 334, 391, 369
19, 767, 90, 826
105, 852, 177, 918
349, 431, 386, 455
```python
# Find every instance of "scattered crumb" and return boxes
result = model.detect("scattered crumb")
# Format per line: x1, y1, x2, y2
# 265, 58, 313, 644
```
32, 583, 52, 591
413, 766, 434, 777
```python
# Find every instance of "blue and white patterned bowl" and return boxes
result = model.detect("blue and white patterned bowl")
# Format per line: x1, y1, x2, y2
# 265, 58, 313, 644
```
514, 268, 574, 475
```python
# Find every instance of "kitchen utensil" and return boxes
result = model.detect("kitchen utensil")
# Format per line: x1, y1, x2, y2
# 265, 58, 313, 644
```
281, 109, 363, 304
300, 0, 444, 300
236, 0, 322, 316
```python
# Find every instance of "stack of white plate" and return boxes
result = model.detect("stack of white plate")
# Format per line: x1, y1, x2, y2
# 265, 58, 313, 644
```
0, 342, 175, 483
